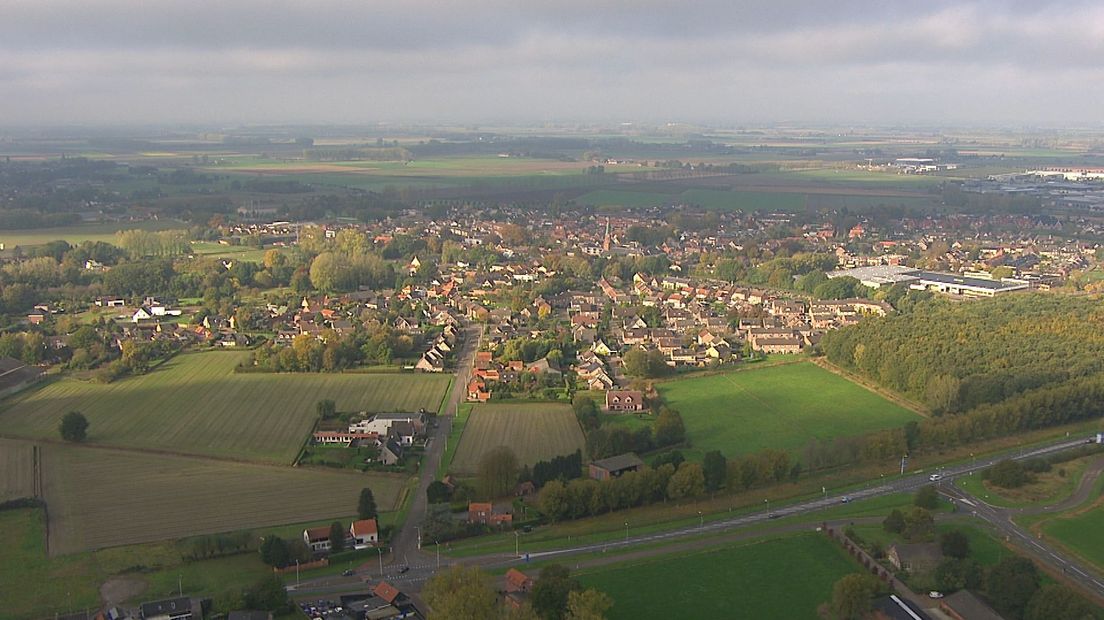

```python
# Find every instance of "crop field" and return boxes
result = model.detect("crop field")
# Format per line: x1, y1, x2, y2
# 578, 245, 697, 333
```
0, 351, 451, 463
579, 533, 858, 620
0, 219, 186, 249
657, 362, 920, 457
0, 439, 35, 502
449, 403, 586, 475
40, 442, 407, 555
579, 184, 934, 212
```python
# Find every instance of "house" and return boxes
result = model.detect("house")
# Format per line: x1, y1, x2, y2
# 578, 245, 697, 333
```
467, 377, 491, 402
96, 296, 126, 308
141, 598, 197, 620
604, 390, 644, 412
303, 526, 333, 553
872, 595, 933, 620
505, 568, 534, 593
389, 421, 417, 445
0, 356, 45, 399
132, 306, 155, 322
886, 543, 942, 573
379, 439, 404, 466
940, 590, 1005, 620
527, 357, 561, 376
349, 518, 379, 547
589, 453, 645, 481
227, 611, 272, 620
468, 502, 513, 526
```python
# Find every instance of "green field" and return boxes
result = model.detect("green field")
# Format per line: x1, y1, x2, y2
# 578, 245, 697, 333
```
449, 403, 586, 475
1042, 503, 1104, 571
0, 351, 451, 463
39, 441, 406, 554
0, 220, 186, 249
578, 186, 930, 212
657, 362, 920, 457
578, 533, 859, 620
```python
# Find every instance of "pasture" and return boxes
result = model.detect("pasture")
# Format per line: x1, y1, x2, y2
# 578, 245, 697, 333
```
1042, 503, 1104, 571
0, 220, 186, 249
0, 438, 35, 502
0, 351, 451, 463
40, 441, 407, 555
657, 362, 920, 457
578, 533, 858, 620
449, 403, 586, 475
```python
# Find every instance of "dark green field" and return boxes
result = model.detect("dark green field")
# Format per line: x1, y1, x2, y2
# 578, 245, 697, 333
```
578, 533, 859, 620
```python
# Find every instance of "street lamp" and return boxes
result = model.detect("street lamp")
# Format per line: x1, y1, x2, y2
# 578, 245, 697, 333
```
698, 510, 703, 529
416, 526, 422, 550
764, 498, 770, 515
624, 521, 629, 542
435, 539, 441, 569
514, 530, 520, 557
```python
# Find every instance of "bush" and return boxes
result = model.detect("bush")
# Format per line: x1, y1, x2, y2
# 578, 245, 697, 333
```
915, 485, 939, 509
986, 459, 1030, 489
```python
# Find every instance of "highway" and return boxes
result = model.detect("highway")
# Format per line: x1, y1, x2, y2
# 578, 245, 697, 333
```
290, 436, 1103, 601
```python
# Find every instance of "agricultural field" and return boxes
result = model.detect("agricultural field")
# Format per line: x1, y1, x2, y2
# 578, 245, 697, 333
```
579, 184, 935, 212
1041, 502, 1104, 571
0, 438, 35, 502
0, 219, 186, 249
0, 351, 451, 463
657, 362, 920, 458
578, 533, 859, 620
449, 403, 586, 475
40, 441, 407, 555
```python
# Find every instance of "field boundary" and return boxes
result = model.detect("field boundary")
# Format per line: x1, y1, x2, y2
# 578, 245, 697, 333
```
811, 357, 930, 417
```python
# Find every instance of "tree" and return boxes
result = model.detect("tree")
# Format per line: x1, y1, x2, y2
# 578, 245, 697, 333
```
924, 374, 961, 415
532, 564, 582, 620
423, 565, 499, 620
478, 445, 520, 499
827, 573, 878, 620
653, 408, 686, 447
566, 589, 613, 620
915, 485, 939, 510
702, 450, 727, 492
427, 480, 451, 504
1024, 584, 1098, 620
939, 529, 970, 560
59, 411, 89, 442
902, 507, 935, 542
328, 521, 346, 553
540, 480, 570, 522
358, 487, 378, 520
934, 558, 982, 593
316, 399, 337, 419
987, 556, 1040, 619
882, 509, 906, 535
242, 575, 290, 613
259, 535, 290, 568
987, 460, 1029, 489
666, 462, 705, 500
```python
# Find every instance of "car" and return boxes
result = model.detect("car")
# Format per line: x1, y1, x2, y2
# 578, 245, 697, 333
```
929, 473, 943, 482
522, 525, 533, 533
929, 591, 944, 599
841, 496, 851, 503
399, 566, 410, 574
342, 569, 355, 577
768, 512, 780, 519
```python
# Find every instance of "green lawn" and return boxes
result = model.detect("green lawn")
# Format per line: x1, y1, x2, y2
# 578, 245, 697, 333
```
578, 533, 859, 620
437, 403, 473, 479
1042, 504, 1104, 571
657, 362, 920, 457
0, 220, 186, 249
0, 351, 451, 463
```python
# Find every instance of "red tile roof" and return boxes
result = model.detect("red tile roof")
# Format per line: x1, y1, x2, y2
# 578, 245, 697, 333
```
374, 581, 401, 604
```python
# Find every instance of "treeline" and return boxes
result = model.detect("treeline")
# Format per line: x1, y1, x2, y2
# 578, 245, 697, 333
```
539, 461, 706, 521
585, 407, 686, 459
821, 294, 1104, 414
249, 328, 418, 372
519, 450, 584, 488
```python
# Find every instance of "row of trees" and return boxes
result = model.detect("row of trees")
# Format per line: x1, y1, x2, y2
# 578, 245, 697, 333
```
585, 407, 686, 460
539, 460, 706, 521
423, 564, 612, 620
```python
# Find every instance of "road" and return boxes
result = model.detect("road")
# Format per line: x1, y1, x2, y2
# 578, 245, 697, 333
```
942, 454, 1104, 602
291, 435, 1102, 600
389, 324, 481, 565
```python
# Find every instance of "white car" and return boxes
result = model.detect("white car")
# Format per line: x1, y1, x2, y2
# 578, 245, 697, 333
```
928, 473, 943, 482
929, 591, 944, 599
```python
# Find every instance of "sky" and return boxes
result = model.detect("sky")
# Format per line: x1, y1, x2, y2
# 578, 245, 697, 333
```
1, 0, 1102, 127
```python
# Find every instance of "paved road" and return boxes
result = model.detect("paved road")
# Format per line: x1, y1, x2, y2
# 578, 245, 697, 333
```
942, 454, 1104, 602
291, 436, 1101, 598
389, 324, 481, 564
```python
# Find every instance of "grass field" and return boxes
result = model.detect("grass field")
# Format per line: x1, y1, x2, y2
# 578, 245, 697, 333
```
1041, 501, 1104, 571
578, 533, 858, 620
449, 403, 586, 475
0, 351, 451, 463
578, 185, 931, 212
40, 441, 407, 554
0, 220, 186, 249
657, 362, 920, 457
0, 438, 35, 502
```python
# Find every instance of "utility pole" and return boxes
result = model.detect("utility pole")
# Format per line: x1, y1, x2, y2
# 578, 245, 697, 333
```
436, 540, 440, 569
378, 547, 384, 576
178, 574, 182, 597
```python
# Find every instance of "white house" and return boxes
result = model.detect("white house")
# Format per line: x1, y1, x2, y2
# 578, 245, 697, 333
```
350, 518, 379, 547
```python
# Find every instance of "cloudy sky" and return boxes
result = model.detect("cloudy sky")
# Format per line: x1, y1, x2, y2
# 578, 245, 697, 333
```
1, 0, 1102, 127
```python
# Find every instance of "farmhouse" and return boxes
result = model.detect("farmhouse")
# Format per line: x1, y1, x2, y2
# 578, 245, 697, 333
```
303, 526, 333, 553
468, 501, 513, 526
350, 518, 379, 547
589, 453, 644, 481
605, 390, 644, 412
504, 568, 535, 609
939, 590, 1005, 620
887, 542, 942, 573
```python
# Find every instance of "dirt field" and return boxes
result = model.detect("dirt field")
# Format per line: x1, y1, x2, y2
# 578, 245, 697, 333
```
40, 441, 408, 555
0, 438, 35, 502
450, 402, 586, 475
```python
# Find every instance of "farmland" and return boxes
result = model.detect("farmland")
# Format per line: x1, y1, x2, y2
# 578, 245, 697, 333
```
0, 438, 35, 502
578, 533, 859, 620
449, 403, 586, 475
657, 362, 920, 457
40, 441, 406, 554
0, 219, 186, 249
1041, 502, 1104, 571
0, 351, 451, 463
